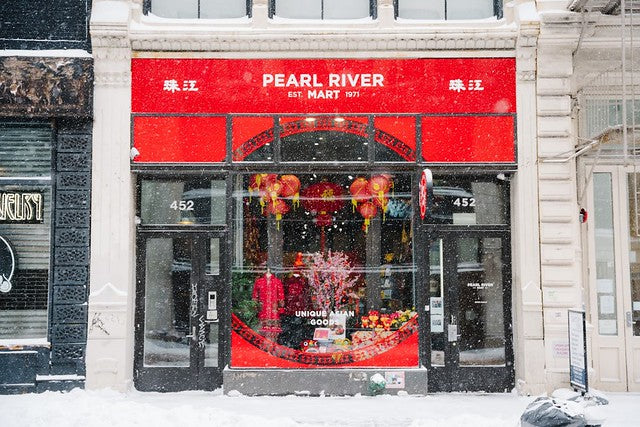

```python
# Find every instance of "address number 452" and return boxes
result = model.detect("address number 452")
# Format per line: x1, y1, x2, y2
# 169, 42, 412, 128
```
452, 197, 476, 207
170, 200, 194, 211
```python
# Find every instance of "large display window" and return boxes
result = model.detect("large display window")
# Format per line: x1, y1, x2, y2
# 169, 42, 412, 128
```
231, 172, 418, 367
0, 124, 53, 340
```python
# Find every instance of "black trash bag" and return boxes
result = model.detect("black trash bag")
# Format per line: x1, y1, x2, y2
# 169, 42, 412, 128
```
520, 397, 587, 427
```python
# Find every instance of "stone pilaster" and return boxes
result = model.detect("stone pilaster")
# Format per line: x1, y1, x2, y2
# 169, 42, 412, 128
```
537, 12, 582, 391
86, 0, 134, 391
510, 0, 545, 395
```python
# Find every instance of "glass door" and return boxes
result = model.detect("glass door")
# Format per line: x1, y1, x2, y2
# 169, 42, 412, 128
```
134, 233, 226, 391
427, 231, 513, 392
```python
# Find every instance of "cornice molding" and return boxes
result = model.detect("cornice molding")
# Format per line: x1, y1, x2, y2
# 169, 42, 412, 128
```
128, 31, 518, 52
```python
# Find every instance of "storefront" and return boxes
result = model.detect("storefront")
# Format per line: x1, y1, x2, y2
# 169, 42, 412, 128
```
130, 57, 516, 393
0, 55, 93, 393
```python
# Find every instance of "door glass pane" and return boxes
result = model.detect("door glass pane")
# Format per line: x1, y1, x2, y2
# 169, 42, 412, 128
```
140, 179, 226, 226
594, 173, 618, 335
143, 237, 191, 367
428, 177, 508, 225
457, 237, 505, 366
204, 322, 219, 367
151, 0, 198, 18
627, 173, 640, 336
207, 238, 220, 275
429, 239, 445, 366
201, 0, 247, 18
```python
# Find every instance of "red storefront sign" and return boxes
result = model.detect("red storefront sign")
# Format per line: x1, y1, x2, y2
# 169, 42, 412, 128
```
131, 58, 516, 164
132, 58, 515, 114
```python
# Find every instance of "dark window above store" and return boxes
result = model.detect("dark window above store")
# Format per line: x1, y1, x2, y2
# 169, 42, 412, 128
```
0, 0, 91, 50
395, 0, 502, 20
144, 0, 251, 19
270, 0, 376, 19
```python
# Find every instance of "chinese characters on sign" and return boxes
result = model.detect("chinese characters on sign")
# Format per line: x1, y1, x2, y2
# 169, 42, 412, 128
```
163, 79, 199, 93
448, 79, 484, 92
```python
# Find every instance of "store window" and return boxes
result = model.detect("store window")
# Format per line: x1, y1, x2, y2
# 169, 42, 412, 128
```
428, 176, 509, 225
0, 124, 53, 339
396, 0, 499, 20
231, 172, 418, 367
271, 0, 374, 19
147, 0, 249, 19
582, 98, 640, 153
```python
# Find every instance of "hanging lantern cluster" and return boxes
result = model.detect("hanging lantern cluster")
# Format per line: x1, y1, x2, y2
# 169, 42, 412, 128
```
248, 173, 300, 229
301, 181, 345, 228
349, 175, 394, 233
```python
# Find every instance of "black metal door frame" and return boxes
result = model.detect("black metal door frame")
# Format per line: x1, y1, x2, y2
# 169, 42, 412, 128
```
425, 227, 514, 392
134, 230, 228, 392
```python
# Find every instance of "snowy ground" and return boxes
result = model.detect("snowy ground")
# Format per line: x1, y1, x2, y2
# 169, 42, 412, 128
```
1, 388, 639, 427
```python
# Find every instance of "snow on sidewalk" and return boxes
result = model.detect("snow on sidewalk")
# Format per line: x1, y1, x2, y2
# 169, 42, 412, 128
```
0, 388, 638, 427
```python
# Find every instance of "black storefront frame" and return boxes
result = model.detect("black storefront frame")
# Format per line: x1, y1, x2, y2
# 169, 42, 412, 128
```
421, 226, 514, 392
134, 173, 233, 391
0, 119, 92, 393
131, 112, 516, 393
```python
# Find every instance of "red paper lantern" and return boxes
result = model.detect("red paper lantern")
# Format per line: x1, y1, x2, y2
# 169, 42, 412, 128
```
279, 174, 301, 208
369, 175, 392, 216
358, 201, 377, 233
301, 181, 345, 216
248, 173, 267, 200
265, 198, 290, 229
349, 177, 370, 212
265, 178, 283, 204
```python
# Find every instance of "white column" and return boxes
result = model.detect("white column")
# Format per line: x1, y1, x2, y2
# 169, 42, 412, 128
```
511, 1, 546, 395
86, 0, 134, 391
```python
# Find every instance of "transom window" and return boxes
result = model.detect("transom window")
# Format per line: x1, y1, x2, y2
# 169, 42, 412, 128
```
146, 0, 249, 19
395, 0, 501, 20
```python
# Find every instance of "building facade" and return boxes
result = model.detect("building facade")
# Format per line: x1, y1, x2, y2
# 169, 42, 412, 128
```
0, 0, 93, 393
85, 0, 638, 395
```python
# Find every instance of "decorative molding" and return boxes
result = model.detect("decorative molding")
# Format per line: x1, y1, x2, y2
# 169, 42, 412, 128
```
94, 71, 132, 87
518, 70, 537, 81
130, 32, 518, 52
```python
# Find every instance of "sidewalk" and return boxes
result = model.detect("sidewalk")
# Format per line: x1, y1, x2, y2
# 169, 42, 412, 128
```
1, 388, 638, 427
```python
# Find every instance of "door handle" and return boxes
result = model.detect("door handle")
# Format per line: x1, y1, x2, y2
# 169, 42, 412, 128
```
627, 311, 633, 328
185, 325, 196, 340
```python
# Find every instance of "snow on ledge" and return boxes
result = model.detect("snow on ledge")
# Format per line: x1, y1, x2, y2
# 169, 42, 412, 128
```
0, 338, 50, 347
36, 374, 86, 381
0, 50, 92, 58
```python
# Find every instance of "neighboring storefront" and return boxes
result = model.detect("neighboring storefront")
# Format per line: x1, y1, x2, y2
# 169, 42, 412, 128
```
129, 57, 516, 393
0, 56, 93, 393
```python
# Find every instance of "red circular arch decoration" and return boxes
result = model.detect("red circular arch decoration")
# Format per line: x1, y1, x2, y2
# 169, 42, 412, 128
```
232, 117, 415, 162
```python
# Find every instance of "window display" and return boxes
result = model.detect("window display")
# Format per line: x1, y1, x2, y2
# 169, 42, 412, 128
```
231, 172, 417, 367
